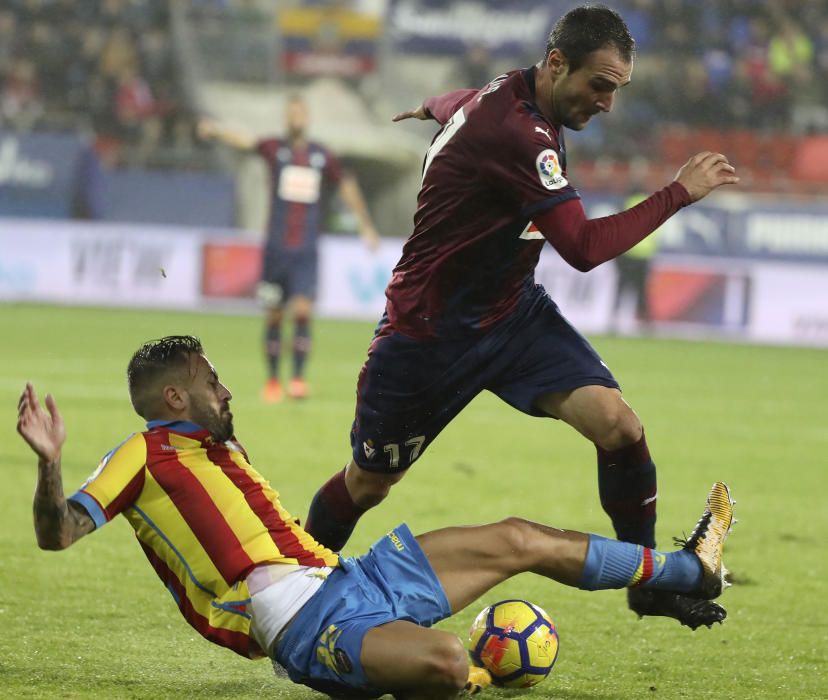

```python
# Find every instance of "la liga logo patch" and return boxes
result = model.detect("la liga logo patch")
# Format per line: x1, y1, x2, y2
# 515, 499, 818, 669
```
535, 149, 567, 190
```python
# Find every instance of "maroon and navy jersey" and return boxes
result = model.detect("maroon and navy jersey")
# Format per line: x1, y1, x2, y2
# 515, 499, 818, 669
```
386, 67, 579, 339
257, 138, 343, 254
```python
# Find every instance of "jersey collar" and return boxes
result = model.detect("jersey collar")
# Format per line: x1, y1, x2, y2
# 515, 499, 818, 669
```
522, 65, 537, 102
146, 419, 206, 433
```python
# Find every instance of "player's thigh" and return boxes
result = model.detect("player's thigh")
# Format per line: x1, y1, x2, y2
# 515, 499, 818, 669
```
351, 327, 485, 473
286, 255, 318, 304
361, 621, 467, 694
418, 520, 588, 614
416, 523, 522, 613
486, 297, 619, 418
535, 385, 642, 448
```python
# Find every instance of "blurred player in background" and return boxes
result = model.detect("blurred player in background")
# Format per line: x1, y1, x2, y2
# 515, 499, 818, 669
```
17, 335, 733, 699
198, 96, 380, 402
611, 188, 660, 334
304, 5, 739, 630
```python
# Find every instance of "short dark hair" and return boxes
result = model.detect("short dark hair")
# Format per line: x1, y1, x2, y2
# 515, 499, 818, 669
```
545, 5, 635, 72
127, 335, 204, 418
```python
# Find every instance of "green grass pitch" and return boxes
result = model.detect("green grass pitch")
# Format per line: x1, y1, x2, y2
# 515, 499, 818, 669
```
1, 303, 826, 699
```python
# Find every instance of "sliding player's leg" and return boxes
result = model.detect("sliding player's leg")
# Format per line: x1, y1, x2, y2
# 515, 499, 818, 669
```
417, 482, 734, 615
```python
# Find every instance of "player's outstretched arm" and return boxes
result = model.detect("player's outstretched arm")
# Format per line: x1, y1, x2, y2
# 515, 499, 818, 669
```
339, 175, 381, 252
535, 152, 738, 273
196, 117, 257, 152
17, 383, 94, 550
392, 89, 479, 125
674, 151, 739, 202
391, 104, 431, 122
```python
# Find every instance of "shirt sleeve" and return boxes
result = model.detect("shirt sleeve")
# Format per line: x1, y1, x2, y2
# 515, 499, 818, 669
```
68, 432, 147, 529
256, 138, 280, 161
322, 146, 344, 186
534, 182, 691, 271
424, 89, 480, 125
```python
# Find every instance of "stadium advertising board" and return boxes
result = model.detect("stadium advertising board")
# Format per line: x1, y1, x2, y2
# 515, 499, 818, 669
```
0, 130, 96, 219
201, 236, 405, 320
585, 192, 828, 263
278, 6, 381, 78
387, 0, 554, 55
0, 219, 201, 308
3, 204, 826, 346
747, 263, 828, 345
317, 236, 404, 319
100, 170, 235, 228
535, 249, 616, 333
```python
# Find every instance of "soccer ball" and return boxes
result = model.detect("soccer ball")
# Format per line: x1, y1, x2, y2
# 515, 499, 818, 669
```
468, 599, 559, 688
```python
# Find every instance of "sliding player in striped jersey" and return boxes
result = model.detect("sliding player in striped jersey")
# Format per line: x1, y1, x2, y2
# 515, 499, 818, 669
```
18, 335, 734, 699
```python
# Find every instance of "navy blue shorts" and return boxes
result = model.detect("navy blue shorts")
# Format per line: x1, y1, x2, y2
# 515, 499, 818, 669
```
260, 249, 318, 303
351, 287, 619, 472
273, 524, 450, 698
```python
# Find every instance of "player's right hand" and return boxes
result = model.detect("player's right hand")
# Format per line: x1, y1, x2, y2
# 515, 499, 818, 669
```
674, 152, 739, 202
17, 382, 65, 465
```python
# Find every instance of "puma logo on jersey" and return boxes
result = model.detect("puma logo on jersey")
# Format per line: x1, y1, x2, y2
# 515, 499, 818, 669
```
534, 126, 553, 142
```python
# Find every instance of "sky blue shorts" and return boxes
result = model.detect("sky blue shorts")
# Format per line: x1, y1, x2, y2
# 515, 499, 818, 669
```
273, 523, 451, 698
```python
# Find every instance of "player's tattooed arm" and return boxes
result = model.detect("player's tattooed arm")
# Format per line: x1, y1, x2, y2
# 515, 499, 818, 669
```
17, 383, 95, 549
32, 457, 95, 550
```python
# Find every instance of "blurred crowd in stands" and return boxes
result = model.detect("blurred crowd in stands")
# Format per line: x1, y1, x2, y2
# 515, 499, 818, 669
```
568, 0, 828, 163
0, 0, 205, 168
1, 0, 826, 183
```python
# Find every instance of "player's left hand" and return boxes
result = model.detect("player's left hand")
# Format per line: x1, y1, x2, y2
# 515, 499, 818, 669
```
674, 152, 740, 202
17, 382, 65, 464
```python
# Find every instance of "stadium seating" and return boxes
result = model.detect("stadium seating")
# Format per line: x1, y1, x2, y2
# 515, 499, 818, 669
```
791, 136, 828, 183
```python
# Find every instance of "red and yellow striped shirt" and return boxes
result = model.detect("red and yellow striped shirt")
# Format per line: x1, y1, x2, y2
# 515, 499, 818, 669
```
69, 420, 340, 658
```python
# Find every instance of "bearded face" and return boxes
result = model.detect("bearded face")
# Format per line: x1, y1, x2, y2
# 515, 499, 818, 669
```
184, 354, 234, 442
189, 392, 234, 442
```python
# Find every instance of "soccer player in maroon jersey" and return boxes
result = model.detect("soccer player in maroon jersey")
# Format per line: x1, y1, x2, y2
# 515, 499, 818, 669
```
198, 95, 380, 402
304, 6, 740, 630
18, 335, 733, 698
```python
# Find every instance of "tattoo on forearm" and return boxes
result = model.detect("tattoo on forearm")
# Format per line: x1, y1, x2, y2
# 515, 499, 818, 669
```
33, 459, 92, 548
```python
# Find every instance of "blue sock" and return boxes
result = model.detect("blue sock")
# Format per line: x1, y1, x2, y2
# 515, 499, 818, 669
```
579, 534, 702, 593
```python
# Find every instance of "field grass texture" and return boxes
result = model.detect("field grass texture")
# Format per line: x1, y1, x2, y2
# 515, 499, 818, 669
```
1, 304, 826, 699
